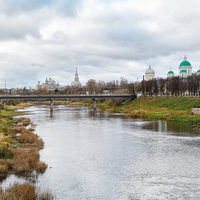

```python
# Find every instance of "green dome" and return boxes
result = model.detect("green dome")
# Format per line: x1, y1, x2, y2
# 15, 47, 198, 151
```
168, 71, 174, 74
180, 60, 191, 66
197, 70, 200, 73
180, 69, 187, 73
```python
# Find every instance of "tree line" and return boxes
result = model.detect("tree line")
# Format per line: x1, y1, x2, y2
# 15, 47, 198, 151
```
141, 75, 200, 97
3, 75, 200, 96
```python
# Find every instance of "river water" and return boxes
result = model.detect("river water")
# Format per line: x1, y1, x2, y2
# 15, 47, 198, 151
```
1, 105, 200, 199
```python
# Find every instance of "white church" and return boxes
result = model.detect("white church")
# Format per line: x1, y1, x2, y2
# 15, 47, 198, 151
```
145, 55, 199, 81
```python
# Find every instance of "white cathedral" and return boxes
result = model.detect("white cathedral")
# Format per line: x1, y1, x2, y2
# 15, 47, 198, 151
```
36, 77, 60, 91
145, 55, 199, 81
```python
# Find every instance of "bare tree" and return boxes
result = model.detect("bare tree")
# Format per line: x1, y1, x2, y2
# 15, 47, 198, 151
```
86, 79, 97, 94
96, 81, 104, 94
126, 82, 135, 94
158, 78, 166, 96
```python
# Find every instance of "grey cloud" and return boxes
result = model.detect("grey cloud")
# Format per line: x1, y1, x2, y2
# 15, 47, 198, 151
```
0, 0, 51, 15
0, 12, 42, 40
53, 0, 83, 17
1, 0, 200, 88
0, 0, 83, 17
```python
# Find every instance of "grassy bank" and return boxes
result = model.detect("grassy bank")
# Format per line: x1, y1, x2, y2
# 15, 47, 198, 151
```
0, 117, 46, 175
117, 97, 200, 125
58, 97, 200, 125
0, 102, 54, 199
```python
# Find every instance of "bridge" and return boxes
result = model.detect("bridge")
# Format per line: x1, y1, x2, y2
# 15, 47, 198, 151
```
0, 94, 136, 110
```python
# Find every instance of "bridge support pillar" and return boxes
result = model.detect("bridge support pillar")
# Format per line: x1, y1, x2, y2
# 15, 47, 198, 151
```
3, 100, 6, 110
93, 99, 97, 110
50, 99, 53, 111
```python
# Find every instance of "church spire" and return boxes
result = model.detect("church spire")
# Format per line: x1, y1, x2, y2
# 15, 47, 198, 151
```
184, 55, 187, 61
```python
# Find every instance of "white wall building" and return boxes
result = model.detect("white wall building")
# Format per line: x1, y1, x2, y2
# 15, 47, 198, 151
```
178, 55, 192, 77
145, 65, 155, 81
36, 77, 60, 91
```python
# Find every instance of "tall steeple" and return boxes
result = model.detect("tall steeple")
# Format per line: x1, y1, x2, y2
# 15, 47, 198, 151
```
184, 55, 187, 61
74, 68, 79, 81
71, 68, 82, 87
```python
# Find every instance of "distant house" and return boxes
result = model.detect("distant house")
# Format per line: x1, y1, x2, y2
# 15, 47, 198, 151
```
103, 89, 110, 94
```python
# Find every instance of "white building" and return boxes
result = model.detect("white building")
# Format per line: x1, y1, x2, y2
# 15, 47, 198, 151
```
145, 65, 155, 81
178, 55, 192, 77
71, 68, 82, 87
167, 69, 175, 78
36, 77, 60, 91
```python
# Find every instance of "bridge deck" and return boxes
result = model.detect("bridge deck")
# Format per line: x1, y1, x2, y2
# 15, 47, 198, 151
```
0, 94, 136, 101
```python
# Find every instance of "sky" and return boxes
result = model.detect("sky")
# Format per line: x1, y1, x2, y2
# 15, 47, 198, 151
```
0, 0, 200, 89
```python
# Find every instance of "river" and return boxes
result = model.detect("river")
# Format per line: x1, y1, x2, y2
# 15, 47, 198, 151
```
1, 105, 200, 199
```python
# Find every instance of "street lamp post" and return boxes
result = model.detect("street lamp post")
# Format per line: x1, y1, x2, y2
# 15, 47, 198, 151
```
5, 81, 6, 95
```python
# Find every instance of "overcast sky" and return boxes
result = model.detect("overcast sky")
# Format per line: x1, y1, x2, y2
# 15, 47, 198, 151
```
0, 0, 200, 88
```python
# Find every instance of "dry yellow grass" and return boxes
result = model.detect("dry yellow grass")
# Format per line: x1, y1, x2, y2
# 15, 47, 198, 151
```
37, 162, 47, 173
7, 102, 33, 110
11, 148, 40, 173
0, 117, 45, 176
18, 133, 38, 144
0, 133, 5, 141
0, 164, 8, 174
28, 127, 35, 132
17, 117, 31, 126
0, 182, 54, 200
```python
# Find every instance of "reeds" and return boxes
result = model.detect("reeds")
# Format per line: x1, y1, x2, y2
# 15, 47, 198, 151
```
0, 117, 46, 176
11, 148, 40, 173
0, 182, 54, 200
18, 133, 38, 144
0, 109, 53, 199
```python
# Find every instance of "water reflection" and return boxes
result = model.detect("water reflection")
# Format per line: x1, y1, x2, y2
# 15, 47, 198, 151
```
142, 119, 200, 136
2, 105, 200, 199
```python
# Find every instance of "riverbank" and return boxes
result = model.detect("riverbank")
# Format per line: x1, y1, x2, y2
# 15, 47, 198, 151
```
115, 96, 200, 125
55, 97, 200, 126
0, 102, 54, 199
0, 117, 46, 176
